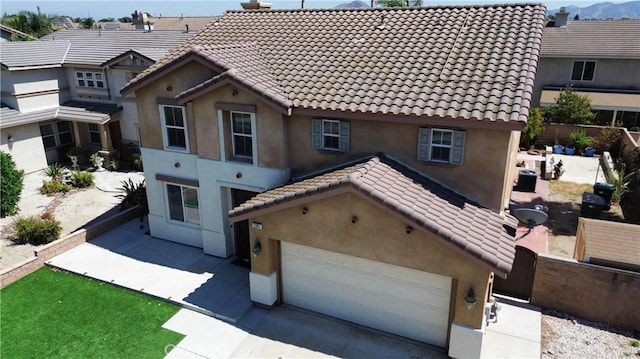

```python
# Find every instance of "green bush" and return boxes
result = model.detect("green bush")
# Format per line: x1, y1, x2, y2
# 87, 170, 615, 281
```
14, 216, 62, 245
546, 87, 596, 124
569, 129, 592, 153
1, 151, 24, 218
521, 107, 545, 148
71, 171, 94, 188
41, 180, 70, 194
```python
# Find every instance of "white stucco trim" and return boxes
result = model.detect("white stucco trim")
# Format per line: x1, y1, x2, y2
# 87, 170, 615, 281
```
249, 271, 277, 306
448, 321, 486, 359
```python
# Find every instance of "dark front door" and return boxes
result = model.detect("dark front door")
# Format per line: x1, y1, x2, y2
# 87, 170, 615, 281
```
108, 121, 122, 151
493, 245, 537, 301
231, 189, 258, 268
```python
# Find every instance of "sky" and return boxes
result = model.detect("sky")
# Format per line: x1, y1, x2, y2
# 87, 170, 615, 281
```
0, 0, 633, 19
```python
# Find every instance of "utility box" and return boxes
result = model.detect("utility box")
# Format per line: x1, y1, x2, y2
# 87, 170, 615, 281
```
593, 182, 615, 210
581, 192, 607, 218
517, 169, 537, 192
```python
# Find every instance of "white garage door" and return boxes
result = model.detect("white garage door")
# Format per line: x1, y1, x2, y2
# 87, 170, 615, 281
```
282, 242, 452, 347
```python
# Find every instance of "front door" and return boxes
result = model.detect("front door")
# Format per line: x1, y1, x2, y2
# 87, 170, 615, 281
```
231, 189, 258, 268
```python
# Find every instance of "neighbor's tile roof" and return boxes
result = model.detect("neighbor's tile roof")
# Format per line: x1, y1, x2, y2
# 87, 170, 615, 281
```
100, 48, 171, 67
229, 153, 517, 276
124, 4, 546, 124
143, 16, 219, 31
0, 41, 70, 70
579, 218, 640, 266
542, 20, 640, 58
39, 29, 195, 66
0, 101, 121, 129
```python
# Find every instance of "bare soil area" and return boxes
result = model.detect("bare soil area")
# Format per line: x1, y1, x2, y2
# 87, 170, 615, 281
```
0, 171, 143, 270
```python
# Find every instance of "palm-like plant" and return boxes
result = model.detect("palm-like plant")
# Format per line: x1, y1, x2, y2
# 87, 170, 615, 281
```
116, 179, 148, 228
41, 163, 64, 181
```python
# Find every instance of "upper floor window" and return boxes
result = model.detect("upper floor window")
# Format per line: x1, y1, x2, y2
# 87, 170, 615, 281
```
76, 71, 105, 88
231, 112, 253, 158
39, 121, 74, 149
571, 61, 596, 81
166, 183, 200, 225
311, 119, 350, 152
160, 105, 188, 152
417, 128, 466, 165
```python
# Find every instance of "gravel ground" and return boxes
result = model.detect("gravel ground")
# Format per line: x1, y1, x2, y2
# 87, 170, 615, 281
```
0, 170, 143, 270
542, 310, 639, 358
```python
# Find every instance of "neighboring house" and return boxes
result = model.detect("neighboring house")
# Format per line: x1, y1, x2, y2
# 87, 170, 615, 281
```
0, 24, 36, 42
121, 3, 545, 357
98, 10, 218, 32
533, 9, 640, 129
574, 217, 640, 272
0, 29, 194, 173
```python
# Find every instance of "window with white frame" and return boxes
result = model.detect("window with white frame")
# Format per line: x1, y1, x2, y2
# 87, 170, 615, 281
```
311, 118, 350, 152
417, 128, 466, 164
39, 121, 74, 149
166, 184, 200, 225
160, 105, 188, 151
571, 61, 596, 81
88, 123, 101, 144
76, 71, 105, 88
231, 112, 253, 158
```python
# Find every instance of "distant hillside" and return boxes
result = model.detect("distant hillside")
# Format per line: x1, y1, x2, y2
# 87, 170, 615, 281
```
336, 1, 370, 8
548, 1, 640, 19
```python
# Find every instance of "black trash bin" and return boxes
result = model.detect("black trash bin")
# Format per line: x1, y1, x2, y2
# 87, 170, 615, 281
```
517, 169, 537, 192
581, 192, 607, 218
593, 182, 615, 210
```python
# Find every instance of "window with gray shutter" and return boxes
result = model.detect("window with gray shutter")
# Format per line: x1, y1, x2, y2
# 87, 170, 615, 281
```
311, 118, 350, 152
417, 128, 465, 165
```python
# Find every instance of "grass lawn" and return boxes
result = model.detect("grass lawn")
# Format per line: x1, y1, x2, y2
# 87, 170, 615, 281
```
1, 267, 184, 358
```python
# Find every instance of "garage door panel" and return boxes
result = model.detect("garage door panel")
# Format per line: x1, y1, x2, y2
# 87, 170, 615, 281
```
282, 243, 451, 347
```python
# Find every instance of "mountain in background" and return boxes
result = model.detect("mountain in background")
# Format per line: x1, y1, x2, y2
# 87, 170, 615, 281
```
548, 1, 640, 19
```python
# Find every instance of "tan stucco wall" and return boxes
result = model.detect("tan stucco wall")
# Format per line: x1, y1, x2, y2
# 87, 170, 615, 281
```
134, 61, 216, 151
287, 116, 513, 211
247, 192, 491, 329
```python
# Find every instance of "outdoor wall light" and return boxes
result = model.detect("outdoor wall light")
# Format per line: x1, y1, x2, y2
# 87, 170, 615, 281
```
252, 239, 262, 257
7, 135, 14, 150
465, 288, 477, 310
302, 207, 308, 215
351, 216, 358, 224
406, 225, 413, 234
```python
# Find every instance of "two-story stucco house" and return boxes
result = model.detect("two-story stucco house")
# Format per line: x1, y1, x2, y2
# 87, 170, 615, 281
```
0, 29, 194, 173
121, 3, 546, 357
533, 10, 640, 129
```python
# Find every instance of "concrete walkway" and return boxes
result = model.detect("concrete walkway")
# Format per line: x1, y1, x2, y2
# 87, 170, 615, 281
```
46, 219, 449, 358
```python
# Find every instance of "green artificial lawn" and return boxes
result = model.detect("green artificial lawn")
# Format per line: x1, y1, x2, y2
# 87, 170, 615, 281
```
0, 267, 184, 358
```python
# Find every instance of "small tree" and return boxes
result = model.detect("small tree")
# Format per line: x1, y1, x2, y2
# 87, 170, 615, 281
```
375, 0, 422, 6
546, 87, 596, 124
521, 107, 545, 148
1, 151, 24, 218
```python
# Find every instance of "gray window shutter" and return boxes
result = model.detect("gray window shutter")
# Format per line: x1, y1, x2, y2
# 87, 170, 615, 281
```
417, 128, 431, 161
312, 119, 322, 149
451, 130, 466, 165
339, 121, 350, 152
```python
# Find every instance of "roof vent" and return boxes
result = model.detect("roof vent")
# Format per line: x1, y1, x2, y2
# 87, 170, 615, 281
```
185, 24, 189, 33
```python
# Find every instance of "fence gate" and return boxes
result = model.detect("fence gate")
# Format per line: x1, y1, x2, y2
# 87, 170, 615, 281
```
493, 245, 537, 301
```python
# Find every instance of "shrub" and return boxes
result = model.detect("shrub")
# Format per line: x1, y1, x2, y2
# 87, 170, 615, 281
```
71, 171, 94, 188
568, 129, 592, 153
1, 151, 24, 218
117, 179, 147, 210
41, 180, 70, 194
546, 87, 596, 124
593, 126, 622, 154
42, 162, 65, 181
13, 216, 62, 245
109, 159, 119, 171
521, 107, 545, 148
607, 167, 632, 203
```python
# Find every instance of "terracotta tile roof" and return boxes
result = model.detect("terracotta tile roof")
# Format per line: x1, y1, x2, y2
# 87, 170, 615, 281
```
229, 153, 517, 276
123, 4, 546, 124
543, 20, 640, 58
175, 43, 292, 111
579, 218, 640, 266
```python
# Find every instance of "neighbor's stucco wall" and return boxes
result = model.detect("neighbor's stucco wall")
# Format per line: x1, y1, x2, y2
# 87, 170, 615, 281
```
287, 116, 513, 211
0, 123, 48, 173
1, 67, 69, 112
532, 57, 640, 107
248, 192, 491, 329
